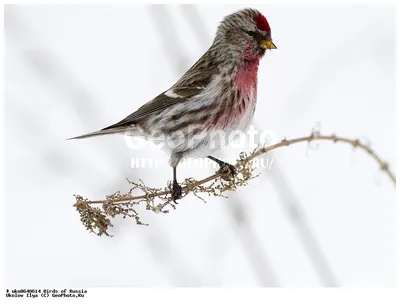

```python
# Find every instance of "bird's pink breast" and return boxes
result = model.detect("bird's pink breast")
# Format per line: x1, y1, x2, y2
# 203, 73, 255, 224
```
233, 59, 259, 94
234, 43, 261, 89
206, 59, 258, 130
231, 57, 259, 116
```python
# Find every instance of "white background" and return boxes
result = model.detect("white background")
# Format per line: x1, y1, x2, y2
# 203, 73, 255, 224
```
4, 5, 395, 287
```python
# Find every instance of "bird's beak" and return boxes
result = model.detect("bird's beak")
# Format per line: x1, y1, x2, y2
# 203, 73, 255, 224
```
260, 39, 277, 50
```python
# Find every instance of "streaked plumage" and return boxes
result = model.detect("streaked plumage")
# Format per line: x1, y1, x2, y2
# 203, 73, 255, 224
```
69, 8, 276, 202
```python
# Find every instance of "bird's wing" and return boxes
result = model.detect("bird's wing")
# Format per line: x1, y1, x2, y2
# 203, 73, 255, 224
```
101, 90, 188, 130
102, 53, 218, 131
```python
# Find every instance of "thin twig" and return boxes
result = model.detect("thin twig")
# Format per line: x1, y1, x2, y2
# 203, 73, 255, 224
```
74, 132, 395, 207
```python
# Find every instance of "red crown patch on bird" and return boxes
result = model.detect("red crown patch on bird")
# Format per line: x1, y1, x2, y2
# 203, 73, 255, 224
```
255, 14, 270, 32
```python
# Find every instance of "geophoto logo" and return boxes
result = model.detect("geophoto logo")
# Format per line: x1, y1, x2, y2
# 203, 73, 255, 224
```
124, 124, 278, 169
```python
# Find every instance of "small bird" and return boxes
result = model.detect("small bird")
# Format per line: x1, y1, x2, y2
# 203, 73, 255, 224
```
69, 8, 276, 202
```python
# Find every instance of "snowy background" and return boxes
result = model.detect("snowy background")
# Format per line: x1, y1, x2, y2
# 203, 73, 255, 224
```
5, 5, 395, 287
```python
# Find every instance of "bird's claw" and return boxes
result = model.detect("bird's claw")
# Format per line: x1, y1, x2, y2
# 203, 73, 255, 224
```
172, 180, 182, 204
217, 162, 237, 181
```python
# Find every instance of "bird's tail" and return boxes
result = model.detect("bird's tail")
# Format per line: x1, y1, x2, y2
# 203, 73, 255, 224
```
67, 126, 135, 140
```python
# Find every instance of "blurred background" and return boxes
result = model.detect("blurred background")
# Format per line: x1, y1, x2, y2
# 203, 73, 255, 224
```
4, 5, 395, 287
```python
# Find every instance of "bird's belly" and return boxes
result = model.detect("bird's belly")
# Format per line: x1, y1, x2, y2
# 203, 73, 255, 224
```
183, 92, 257, 158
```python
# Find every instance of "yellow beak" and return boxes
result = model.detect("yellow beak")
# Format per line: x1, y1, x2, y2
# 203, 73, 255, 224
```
260, 40, 277, 50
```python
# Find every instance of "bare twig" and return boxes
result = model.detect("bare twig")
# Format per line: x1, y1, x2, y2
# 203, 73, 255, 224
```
75, 132, 395, 207
73, 132, 395, 236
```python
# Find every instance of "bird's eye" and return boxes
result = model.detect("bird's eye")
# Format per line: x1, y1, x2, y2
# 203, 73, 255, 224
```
246, 31, 257, 37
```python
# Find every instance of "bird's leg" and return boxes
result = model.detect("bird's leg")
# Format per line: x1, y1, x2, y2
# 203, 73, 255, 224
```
172, 166, 182, 203
208, 156, 236, 180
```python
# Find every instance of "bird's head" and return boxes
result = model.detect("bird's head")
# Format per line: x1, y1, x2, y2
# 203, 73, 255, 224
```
214, 8, 276, 60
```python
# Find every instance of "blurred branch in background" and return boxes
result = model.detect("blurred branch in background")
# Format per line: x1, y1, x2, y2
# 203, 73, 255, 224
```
266, 162, 339, 286
225, 197, 280, 286
181, 5, 210, 48
148, 5, 190, 73
254, 124, 340, 286
5, 8, 137, 190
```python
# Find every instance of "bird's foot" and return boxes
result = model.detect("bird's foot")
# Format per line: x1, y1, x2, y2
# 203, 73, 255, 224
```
217, 162, 237, 181
172, 180, 182, 204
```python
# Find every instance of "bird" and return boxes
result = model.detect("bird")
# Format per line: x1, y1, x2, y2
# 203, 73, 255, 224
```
68, 8, 276, 202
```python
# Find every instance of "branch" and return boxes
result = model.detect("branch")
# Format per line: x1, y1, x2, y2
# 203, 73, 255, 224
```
73, 132, 395, 236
